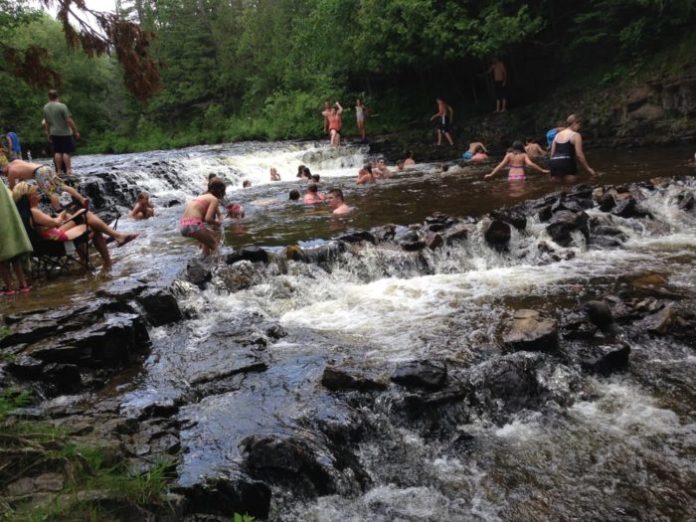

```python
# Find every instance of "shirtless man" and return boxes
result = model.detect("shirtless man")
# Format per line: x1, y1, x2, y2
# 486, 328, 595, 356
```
524, 138, 546, 158
3, 159, 86, 210
327, 188, 353, 216
303, 184, 325, 204
487, 58, 508, 112
373, 159, 392, 179
403, 150, 416, 167
327, 102, 343, 147
430, 98, 454, 146
462, 141, 488, 160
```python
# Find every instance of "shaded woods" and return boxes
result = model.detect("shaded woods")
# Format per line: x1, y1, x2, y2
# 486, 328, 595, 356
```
1, 0, 694, 153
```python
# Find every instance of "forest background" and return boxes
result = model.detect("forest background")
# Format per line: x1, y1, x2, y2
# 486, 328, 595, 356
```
0, 0, 694, 155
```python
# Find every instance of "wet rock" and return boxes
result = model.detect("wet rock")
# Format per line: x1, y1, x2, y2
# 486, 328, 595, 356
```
304, 241, 346, 266
584, 301, 617, 331
599, 192, 617, 212
180, 478, 271, 519
137, 289, 183, 326
166, 199, 182, 207
546, 210, 589, 246
639, 304, 676, 334
444, 223, 472, 244
217, 260, 263, 291
612, 197, 652, 219
630, 273, 668, 289
241, 434, 338, 496
490, 208, 527, 231
391, 360, 447, 390
338, 230, 376, 244
226, 247, 270, 265
502, 309, 559, 353
186, 259, 212, 287
538, 205, 553, 222
424, 232, 444, 250
483, 220, 511, 251
580, 343, 631, 376
321, 366, 387, 392
370, 224, 397, 242
265, 325, 288, 339
677, 192, 694, 211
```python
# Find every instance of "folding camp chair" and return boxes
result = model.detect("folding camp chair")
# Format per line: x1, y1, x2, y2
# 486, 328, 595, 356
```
16, 198, 93, 279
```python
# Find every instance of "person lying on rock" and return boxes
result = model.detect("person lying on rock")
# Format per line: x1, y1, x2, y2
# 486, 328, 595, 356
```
3, 159, 86, 211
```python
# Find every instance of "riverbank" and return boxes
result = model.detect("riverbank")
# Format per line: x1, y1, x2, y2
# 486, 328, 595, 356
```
2, 174, 695, 520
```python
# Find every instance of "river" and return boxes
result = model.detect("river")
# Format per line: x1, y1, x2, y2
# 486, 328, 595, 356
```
2, 141, 695, 520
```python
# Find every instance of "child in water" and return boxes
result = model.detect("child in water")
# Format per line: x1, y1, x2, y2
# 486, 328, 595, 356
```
179, 178, 226, 257
129, 192, 155, 220
484, 141, 549, 180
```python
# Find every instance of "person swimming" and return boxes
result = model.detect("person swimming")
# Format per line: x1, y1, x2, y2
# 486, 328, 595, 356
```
484, 141, 549, 180
357, 164, 376, 185
327, 188, 353, 215
303, 184, 325, 204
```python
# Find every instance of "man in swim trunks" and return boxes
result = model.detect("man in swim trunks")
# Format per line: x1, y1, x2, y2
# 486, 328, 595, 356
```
327, 188, 353, 216
328, 102, 343, 147
42, 90, 80, 176
487, 58, 508, 112
3, 159, 86, 211
430, 98, 454, 146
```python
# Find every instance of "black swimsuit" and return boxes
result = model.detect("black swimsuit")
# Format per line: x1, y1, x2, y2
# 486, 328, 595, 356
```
550, 138, 577, 177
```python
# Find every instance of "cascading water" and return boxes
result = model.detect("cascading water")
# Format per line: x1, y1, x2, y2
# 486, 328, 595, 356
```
11, 142, 695, 520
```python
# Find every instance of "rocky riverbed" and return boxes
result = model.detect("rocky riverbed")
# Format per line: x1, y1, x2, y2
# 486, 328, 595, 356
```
2, 176, 695, 520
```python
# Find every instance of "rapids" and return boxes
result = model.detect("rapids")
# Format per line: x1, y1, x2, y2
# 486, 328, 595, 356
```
2, 141, 696, 520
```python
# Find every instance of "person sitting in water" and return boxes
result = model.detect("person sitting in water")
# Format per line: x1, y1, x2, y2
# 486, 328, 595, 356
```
465, 144, 488, 162
462, 141, 488, 160
129, 192, 155, 220
289, 189, 300, 201
396, 160, 405, 172
524, 138, 546, 158
328, 102, 343, 147
403, 150, 416, 168
270, 168, 281, 181
296, 165, 305, 178
226, 203, 245, 219
13, 182, 137, 267
357, 164, 376, 185
179, 178, 225, 257
300, 166, 313, 182
242, 180, 252, 188
303, 184, 325, 205
3, 159, 87, 211
484, 141, 549, 180
311, 174, 320, 183
549, 114, 597, 182
373, 159, 393, 179
327, 188, 353, 216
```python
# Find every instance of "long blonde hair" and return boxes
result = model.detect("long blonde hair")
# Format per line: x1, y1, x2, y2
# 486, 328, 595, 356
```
12, 181, 37, 202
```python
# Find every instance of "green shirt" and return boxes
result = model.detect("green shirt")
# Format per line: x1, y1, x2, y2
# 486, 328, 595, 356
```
43, 101, 73, 136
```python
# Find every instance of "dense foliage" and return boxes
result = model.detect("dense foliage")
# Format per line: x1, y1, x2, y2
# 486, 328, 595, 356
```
0, 0, 694, 153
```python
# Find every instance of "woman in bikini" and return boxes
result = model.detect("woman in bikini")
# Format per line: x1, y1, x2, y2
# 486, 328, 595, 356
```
484, 141, 549, 181
12, 182, 137, 267
179, 177, 226, 257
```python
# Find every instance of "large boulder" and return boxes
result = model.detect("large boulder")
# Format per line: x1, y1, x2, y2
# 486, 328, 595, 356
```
322, 365, 387, 392
546, 210, 589, 247
391, 360, 448, 390
483, 219, 511, 251
137, 289, 183, 326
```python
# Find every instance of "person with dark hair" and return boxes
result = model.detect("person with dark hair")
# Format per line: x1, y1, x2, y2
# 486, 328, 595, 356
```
303, 183, 325, 204
5, 129, 21, 160
524, 138, 546, 158
328, 102, 343, 147
296, 165, 306, 178
484, 141, 548, 180
300, 166, 312, 181
549, 114, 597, 182
374, 159, 392, 178
179, 178, 226, 257
357, 164, 376, 185
242, 180, 252, 188
311, 174, 320, 183
327, 188, 353, 215
42, 90, 79, 176
430, 98, 454, 146
289, 189, 300, 201
403, 150, 416, 167
487, 58, 508, 112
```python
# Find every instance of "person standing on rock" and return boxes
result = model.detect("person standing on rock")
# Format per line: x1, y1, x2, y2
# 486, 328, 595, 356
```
549, 114, 597, 183
328, 102, 344, 147
355, 98, 368, 143
487, 58, 508, 112
430, 98, 454, 146
43, 90, 79, 177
